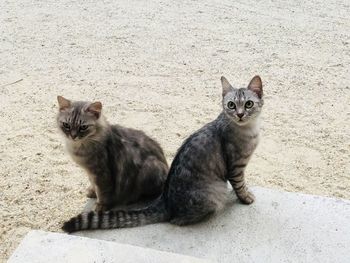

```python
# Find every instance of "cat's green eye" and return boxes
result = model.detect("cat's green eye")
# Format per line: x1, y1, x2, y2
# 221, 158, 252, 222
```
227, 101, 236, 110
245, 100, 254, 109
62, 122, 70, 130
80, 125, 88, 131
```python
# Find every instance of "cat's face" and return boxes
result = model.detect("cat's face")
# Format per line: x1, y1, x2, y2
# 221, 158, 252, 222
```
221, 76, 263, 126
57, 96, 103, 141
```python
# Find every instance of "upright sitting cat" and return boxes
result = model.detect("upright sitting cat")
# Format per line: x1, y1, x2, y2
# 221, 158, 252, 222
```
57, 96, 169, 212
62, 75, 263, 232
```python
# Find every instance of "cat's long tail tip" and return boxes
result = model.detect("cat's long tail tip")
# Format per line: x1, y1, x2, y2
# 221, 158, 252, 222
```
61, 197, 168, 233
62, 217, 76, 233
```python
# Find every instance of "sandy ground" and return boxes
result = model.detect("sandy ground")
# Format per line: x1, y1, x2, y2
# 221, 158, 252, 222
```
1, 0, 349, 261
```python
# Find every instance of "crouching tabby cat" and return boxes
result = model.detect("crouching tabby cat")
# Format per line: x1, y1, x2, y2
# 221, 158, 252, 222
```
62, 75, 263, 232
57, 96, 169, 212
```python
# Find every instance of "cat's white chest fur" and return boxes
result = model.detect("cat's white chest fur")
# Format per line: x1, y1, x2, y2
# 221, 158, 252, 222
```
65, 140, 86, 166
232, 119, 260, 157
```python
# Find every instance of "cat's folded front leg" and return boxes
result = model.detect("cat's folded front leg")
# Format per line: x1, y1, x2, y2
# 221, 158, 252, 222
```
227, 170, 255, 205
93, 176, 115, 212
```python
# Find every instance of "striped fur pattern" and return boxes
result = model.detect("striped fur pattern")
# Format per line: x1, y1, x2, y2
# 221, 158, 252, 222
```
63, 197, 168, 232
62, 76, 263, 233
57, 97, 169, 212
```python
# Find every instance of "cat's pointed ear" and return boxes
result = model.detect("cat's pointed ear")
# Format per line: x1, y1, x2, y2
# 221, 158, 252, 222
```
57, 96, 71, 111
248, 75, 263, 98
221, 76, 233, 97
87, 101, 102, 119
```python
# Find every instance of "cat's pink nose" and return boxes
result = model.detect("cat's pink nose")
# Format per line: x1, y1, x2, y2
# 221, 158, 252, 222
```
237, 113, 244, 119
71, 131, 78, 139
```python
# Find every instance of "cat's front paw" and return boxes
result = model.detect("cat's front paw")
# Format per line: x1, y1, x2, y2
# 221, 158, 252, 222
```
238, 191, 255, 205
94, 203, 112, 212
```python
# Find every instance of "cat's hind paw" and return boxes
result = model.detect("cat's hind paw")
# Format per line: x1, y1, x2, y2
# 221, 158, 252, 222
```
86, 187, 97, 198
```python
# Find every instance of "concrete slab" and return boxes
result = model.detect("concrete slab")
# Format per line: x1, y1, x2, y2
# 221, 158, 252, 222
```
78, 187, 350, 263
8, 230, 212, 263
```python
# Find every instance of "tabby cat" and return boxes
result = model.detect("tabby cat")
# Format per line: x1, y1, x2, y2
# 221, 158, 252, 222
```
57, 96, 169, 212
62, 75, 263, 232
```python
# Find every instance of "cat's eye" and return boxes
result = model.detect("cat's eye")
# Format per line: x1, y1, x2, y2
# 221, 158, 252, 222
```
62, 122, 70, 130
245, 100, 254, 109
227, 101, 236, 110
79, 125, 88, 131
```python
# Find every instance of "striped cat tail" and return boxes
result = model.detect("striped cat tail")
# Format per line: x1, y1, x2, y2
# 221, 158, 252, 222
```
62, 197, 168, 233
